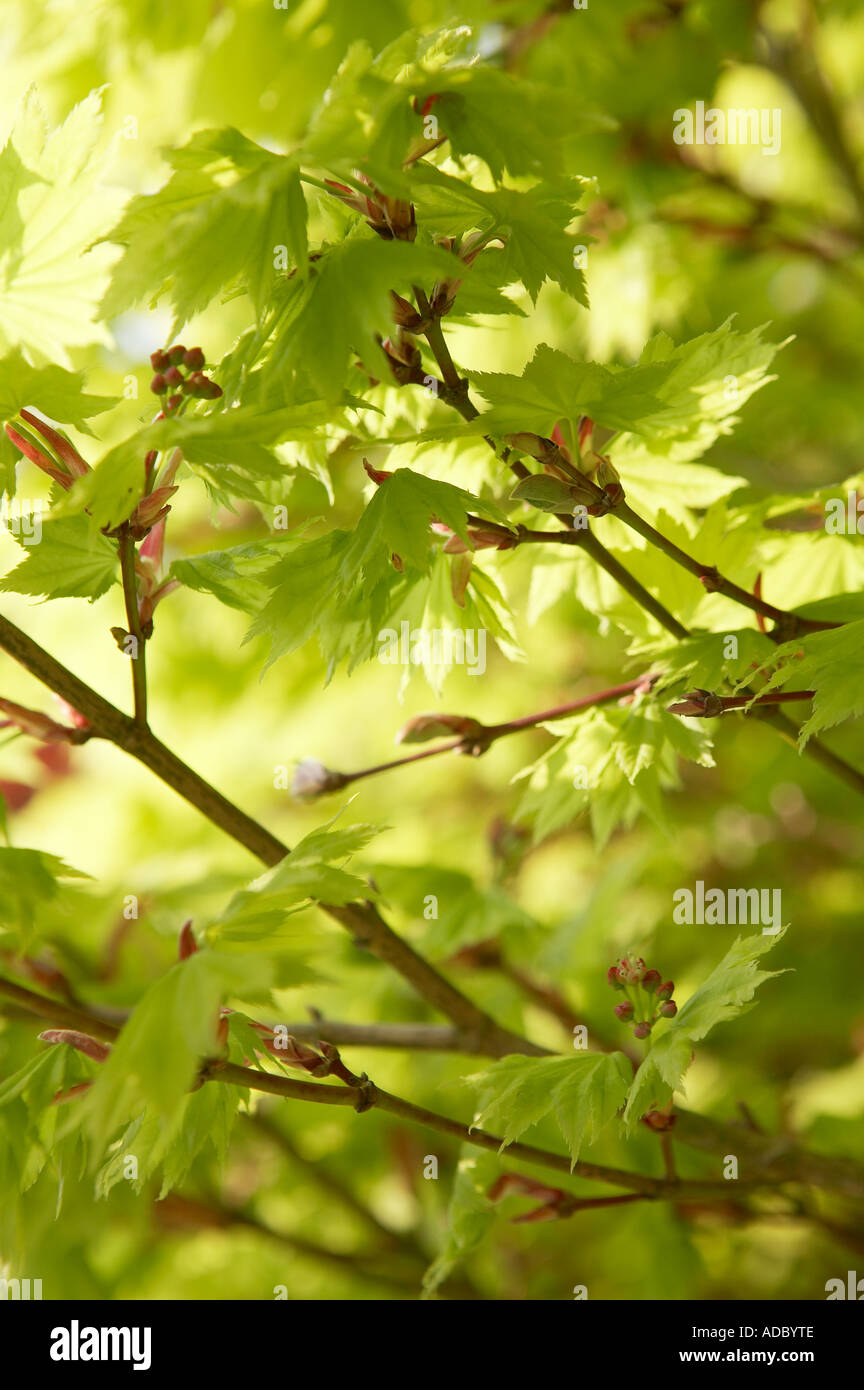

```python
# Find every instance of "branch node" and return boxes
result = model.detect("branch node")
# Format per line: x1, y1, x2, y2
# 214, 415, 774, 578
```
352, 1074, 377, 1113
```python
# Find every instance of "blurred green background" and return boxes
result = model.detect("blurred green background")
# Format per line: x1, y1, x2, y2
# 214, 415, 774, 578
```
1, 0, 864, 1301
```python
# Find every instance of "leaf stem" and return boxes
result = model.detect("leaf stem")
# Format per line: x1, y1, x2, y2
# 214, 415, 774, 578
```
117, 526, 148, 726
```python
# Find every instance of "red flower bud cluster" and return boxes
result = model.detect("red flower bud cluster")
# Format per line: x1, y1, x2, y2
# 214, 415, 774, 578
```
607, 955, 678, 1037
150, 346, 222, 408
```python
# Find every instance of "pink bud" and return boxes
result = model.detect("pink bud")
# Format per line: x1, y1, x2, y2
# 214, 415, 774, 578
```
53, 698, 90, 731
0, 698, 84, 744
18, 411, 90, 477
51, 1081, 94, 1105
667, 689, 724, 718
502, 432, 555, 463
130, 484, 178, 534
137, 577, 179, 629
551, 422, 572, 462
363, 460, 392, 485
5, 424, 72, 489
34, 743, 71, 779
39, 1030, 112, 1062
0, 779, 36, 811
253, 1028, 323, 1071
396, 713, 485, 745
488, 1173, 563, 1204
178, 921, 198, 960
390, 292, 423, 329
444, 527, 515, 553
139, 517, 167, 565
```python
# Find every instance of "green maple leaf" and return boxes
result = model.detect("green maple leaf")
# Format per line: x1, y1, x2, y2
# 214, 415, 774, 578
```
514, 702, 713, 847
423, 1148, 499, 1296
0, 89, 124, 364
368, 862, 537, 957
53, 402, 334, 530
469, 344, 672, 437
1, 512, 118, 601
213, 820, 379, 938
754, 620, 864, 745
246, 529, 356, 667
101, 128, 308, 329
170, 538, 289, 616
83, 955, 229, 1153
430, 64, 608, 182
341, 467, 511, 581
649, 628, 774, 693
469, 1052, 633, 1166
0, 353, 116, 432
0, 847, 91, 949
302, 39, 420, 195
410, 164, 587, 305
302, 29, 482, 195
265, 237, 465, 401
610, 319, 785, 469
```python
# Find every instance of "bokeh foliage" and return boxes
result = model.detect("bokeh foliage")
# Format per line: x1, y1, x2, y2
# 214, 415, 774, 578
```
1, 0, 864, 1301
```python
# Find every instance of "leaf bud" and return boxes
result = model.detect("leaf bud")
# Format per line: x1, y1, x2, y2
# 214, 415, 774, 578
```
178, 920, 198, 960
291, 758, 350, 800
38, 1030, 112, 1062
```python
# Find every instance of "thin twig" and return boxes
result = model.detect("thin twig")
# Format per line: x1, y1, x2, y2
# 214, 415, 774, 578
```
335, 677, 654, 788
613, 500, 837, 636
0, 970, 740, 1197
0, 613, 543, 1059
